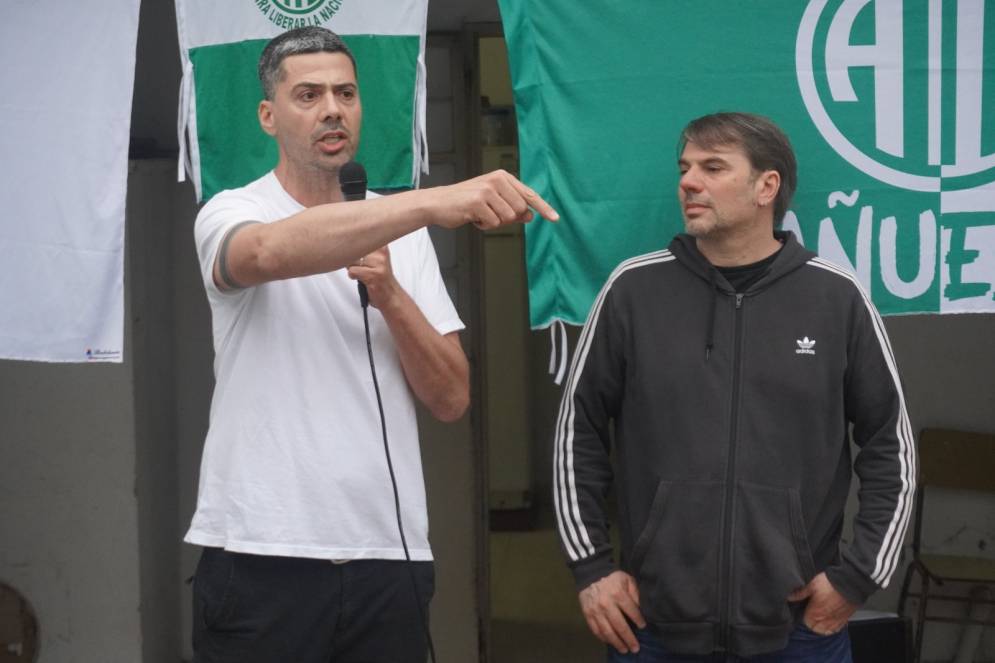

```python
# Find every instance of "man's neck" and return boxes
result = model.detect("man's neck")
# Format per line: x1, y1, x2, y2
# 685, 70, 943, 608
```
274, 161, 344, 207
695, 221, 782, 267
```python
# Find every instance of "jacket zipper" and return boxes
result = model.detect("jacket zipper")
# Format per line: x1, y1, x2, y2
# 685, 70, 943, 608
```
719, 292, 745, 652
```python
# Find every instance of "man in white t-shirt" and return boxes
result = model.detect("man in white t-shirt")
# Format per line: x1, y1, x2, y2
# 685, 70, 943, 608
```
186, 26, 557, 663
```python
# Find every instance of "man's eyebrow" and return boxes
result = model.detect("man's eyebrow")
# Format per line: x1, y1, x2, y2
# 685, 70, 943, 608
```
290, 81, 356, 92
291, 80, 349, 88
678, 156, 730, 166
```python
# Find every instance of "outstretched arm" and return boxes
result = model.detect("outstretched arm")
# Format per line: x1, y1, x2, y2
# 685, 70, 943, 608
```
213, 170, 558, 291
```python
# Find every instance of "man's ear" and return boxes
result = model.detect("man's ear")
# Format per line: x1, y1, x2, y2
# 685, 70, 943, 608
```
258, 100, 276, 137
757, 169, 781, 208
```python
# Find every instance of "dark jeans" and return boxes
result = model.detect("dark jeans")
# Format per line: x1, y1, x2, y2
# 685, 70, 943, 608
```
608, 622, 852, 662
192, 547, 434, 663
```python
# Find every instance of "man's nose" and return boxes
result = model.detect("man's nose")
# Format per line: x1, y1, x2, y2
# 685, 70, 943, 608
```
679, 169, 702, 193
319, 92, 342, 122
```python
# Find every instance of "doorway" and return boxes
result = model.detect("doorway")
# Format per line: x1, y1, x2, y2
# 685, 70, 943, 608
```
463, 24, 603, 663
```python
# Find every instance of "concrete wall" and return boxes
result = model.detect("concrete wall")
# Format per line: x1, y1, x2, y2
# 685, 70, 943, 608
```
129, 160, 184, 663
0, 162, 172, 663
0, 357, 142, 663
170, 163, 214, 663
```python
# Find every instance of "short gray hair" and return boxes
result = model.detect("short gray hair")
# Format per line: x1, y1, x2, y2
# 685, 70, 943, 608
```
679, 112, 798, 225
258, 27, 356, 100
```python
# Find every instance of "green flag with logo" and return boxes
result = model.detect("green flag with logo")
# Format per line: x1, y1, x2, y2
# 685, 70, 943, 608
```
499, 0, 995, 327
176, 0, 428, 201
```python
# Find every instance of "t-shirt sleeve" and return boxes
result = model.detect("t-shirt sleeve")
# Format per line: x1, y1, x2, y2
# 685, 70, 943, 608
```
408, 228, 465, 336
193, 190, 264, 296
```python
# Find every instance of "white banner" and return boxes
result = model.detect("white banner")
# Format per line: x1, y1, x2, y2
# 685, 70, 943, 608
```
0, 1, 141, 363
177, 0, 426, 47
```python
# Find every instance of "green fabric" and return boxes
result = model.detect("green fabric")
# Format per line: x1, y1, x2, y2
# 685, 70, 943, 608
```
190, 35, 420, 200
500, 0, 995, 326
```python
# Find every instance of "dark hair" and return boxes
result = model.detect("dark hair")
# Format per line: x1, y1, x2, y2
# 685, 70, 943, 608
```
678, 112, 797, 224
258, 27, 356, 100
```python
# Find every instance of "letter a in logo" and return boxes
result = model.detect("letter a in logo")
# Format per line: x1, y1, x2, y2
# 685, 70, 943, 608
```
796, 0, 995, 210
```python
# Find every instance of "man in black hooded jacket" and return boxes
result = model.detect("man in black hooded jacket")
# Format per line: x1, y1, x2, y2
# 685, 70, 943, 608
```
555, 112, 916, 662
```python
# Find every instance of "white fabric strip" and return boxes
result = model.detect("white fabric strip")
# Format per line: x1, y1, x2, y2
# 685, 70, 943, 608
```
176, 58, 193, 183
554, 319, 568, 385
548, 322, 558, 375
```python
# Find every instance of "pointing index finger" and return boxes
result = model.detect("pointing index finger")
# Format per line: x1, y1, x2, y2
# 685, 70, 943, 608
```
513, 179, 560, 222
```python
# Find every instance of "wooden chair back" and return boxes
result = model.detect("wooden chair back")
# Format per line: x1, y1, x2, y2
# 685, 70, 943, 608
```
918, 428, 995, 492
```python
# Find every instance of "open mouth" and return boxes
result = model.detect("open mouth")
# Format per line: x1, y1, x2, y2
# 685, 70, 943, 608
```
316, 131, 348, 153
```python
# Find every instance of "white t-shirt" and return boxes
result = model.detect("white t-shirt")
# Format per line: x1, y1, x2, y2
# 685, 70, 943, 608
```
185, 172, 464, 561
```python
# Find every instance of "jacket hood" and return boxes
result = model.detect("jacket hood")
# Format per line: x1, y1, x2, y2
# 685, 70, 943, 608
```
667, 231, 816, 359
667, 230, 816, 292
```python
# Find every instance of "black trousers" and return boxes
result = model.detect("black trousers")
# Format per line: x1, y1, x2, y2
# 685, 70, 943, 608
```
192, 547, 434, 663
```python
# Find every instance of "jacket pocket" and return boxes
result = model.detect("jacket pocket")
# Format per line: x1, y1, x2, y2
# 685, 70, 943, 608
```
732, 482, 816, 627
630, 480, 724, 623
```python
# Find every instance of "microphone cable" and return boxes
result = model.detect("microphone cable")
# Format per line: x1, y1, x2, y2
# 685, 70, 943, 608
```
361, 298, 438, 663
342, 160, 436, 662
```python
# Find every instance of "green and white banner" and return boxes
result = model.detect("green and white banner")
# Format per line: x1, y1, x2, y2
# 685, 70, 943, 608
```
176, 0, 428, 201
500, 0, 995, 326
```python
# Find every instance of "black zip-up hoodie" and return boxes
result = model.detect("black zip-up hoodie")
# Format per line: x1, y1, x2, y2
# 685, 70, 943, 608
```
554, 232, 916, 657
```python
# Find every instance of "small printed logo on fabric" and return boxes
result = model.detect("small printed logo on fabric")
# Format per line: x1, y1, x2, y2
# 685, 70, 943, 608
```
796, 337, 817, 355
86, 348, 122, 361
252, 0, 344, 29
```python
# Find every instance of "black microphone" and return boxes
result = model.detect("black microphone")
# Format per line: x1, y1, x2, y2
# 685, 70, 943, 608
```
339, 161, 369, 307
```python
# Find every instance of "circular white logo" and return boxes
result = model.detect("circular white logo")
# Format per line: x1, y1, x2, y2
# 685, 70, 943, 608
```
796, 0, 994, 193
254, 0, 343, 28
272, 0, 327, 14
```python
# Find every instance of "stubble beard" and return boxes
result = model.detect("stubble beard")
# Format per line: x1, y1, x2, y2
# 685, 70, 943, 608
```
683, 211, 719, 239
292, 141, 353, 179
288, 121, 352, 175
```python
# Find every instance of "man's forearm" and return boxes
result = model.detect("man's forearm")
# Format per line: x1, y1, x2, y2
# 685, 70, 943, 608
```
378, 289, 469, 422
222, 192, 431, 288
216, 170, 558, 290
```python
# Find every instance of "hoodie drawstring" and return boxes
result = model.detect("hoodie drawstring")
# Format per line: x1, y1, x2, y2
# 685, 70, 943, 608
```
705, 268, 718, 361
